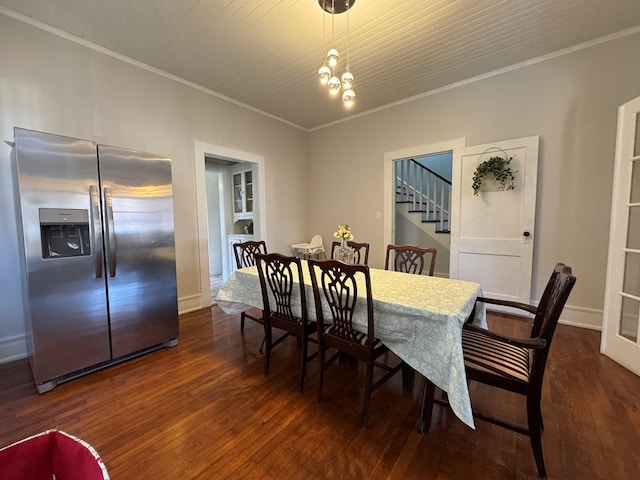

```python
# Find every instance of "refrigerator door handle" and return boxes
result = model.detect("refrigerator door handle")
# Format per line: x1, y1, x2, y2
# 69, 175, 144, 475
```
103, 187, 117, 277
90, 185, 103, 278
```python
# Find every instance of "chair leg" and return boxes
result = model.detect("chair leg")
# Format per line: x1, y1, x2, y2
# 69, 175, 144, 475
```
298, 335, 307, 392
417, 378, 436, 433
361, 359, 375, 429
263, 325, 272, 376
240, 312, 245, 331
527, 394, 546, 478
317, 343, 325, 403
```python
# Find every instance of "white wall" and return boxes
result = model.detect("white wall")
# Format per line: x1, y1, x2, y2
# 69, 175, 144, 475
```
416, 152, 452, 181
309, 31, 640, 329
0, 14, 309, 362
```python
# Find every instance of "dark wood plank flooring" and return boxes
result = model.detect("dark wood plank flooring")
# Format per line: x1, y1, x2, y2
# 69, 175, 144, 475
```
1, 306, 639, 479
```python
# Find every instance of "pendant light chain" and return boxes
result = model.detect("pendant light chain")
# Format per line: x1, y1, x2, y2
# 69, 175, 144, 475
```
341, 0, 355, 106
346, 1, 350, 71
330, 0, 338, 68
322, 7, 326, 64
317, 3, 331, 85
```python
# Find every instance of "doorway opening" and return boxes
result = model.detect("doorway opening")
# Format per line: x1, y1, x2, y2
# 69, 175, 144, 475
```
195, 141, 266, 310
384, 138, 465, 279
204, 157, 232, 301
394, 151, 453, 277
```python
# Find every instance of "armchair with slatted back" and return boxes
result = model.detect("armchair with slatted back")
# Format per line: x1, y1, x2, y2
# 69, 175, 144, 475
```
308, 259, 404, 428
417, 263, 576, 478
330, 241, 370, 265
232, 241, 267, 341
255, 253, 317, 391
384, 244, 437, 276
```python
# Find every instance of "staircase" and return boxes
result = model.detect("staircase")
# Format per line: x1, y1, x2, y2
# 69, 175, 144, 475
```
395, 158, 451, 234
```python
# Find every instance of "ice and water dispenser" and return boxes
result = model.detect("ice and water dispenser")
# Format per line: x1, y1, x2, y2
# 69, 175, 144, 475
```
39, 208, 91, 259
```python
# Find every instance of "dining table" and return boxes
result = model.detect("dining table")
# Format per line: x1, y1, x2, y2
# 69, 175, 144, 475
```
215, 260, 486, 429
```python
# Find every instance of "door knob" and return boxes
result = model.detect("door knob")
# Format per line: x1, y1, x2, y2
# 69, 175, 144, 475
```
523, 231, 530, 237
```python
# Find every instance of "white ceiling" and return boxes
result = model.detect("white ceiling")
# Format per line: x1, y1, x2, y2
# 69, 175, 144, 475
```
2, 0, 640, 130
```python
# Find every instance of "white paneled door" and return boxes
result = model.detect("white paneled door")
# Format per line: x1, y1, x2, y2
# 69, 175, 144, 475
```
450, 136, 539, 307
602, 96, 640, 377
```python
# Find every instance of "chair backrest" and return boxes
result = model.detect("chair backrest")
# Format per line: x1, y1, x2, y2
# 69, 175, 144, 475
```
384, 244, 437, 276
255, 253, 306, 326
233, 240, 267, 269
330, 241, 370, 265
308, 259, 375, 348
529, 263, 576, 385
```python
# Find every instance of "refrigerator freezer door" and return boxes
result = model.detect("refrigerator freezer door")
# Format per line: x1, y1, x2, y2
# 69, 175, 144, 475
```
13, 128, 111, 384
97, 145, 178, 358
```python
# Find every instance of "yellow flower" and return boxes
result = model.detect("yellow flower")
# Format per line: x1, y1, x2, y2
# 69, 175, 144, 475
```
333, 224, 354, 241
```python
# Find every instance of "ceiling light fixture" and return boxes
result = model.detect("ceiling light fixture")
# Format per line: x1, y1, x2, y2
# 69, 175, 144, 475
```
317, 0, 356, 108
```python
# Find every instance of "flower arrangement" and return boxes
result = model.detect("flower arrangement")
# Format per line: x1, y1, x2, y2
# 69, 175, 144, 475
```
472, 156, 517, 195
333, 224, 354, 242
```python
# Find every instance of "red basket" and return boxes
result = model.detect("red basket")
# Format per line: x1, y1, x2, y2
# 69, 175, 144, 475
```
0, 429, 109, 480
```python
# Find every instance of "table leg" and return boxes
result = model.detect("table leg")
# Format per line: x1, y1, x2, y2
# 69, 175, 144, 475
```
417, 377, 436, 433
401, 363, 415, 391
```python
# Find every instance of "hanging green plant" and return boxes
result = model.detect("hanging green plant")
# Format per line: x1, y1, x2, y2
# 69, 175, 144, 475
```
472, 156, 517, 195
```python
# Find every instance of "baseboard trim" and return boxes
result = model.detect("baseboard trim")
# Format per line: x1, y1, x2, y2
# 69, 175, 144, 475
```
178, 294, 206, 315
558, 304, 602, 331
0, 334, 28, 364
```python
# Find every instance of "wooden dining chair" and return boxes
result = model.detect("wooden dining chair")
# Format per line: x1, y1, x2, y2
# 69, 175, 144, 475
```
308, 259, 404, 428
417, 263, 576, 478
233, 240, 267, 271
384, 244, 437, 275
232, 241, 267, 347
330, 240, 370, 265
255, 253, 317, 391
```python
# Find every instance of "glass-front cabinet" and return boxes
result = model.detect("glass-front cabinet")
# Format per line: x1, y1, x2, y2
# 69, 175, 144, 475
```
232, 167, 253, 221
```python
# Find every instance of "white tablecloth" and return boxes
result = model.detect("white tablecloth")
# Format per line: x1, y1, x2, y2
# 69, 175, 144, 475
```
216, 261, 485, 428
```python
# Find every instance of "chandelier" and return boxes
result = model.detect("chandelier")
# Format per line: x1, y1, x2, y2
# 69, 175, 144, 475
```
317, 0, 356, 107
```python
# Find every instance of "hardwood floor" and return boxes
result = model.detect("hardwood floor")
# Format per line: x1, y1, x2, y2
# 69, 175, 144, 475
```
1, 306, 639, 479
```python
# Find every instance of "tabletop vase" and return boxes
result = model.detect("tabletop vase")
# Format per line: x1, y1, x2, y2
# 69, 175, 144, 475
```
335, 239, 354, 263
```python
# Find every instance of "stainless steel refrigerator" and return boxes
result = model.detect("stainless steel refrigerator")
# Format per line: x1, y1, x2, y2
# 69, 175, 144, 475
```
12, 128, 179, 393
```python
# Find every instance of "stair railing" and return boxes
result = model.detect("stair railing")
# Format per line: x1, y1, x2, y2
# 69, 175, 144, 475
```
395, 159, 451, 233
